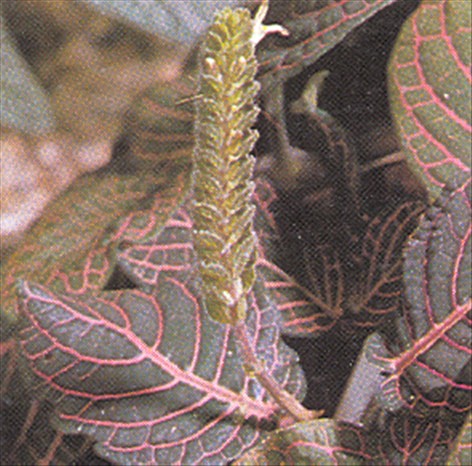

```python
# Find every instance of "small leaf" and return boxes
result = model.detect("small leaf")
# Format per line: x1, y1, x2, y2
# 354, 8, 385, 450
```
253, 174, 424, 335
374, 412, 459, 466
447, 412, 472, 466
345, 201, 425, 328
388, 0, 471, 198
236, 418, 374, 465
257, 0, 398, 89
369, 185, 471, 413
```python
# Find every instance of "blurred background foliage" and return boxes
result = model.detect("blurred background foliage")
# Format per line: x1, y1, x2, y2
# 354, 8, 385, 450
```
0, 0, 247, 250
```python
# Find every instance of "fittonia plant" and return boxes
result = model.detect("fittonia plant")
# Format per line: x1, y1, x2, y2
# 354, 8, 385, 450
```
1, 1, 470, 465
7, 3, 318, 465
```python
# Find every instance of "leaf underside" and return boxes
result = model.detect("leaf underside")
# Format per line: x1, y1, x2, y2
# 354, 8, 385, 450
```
253, 176, 424, 336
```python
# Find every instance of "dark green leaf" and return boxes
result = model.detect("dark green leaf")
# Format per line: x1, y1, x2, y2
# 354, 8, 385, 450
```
235, 418, 372, 465
258, 0, 398, 89
388, 0, 471, 198
373, 412, 458, 466
17, 204, 306, 465
369, 184, 471, 413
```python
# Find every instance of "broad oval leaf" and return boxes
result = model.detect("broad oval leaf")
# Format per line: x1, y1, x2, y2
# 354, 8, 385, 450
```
388, 0, 471, 198
257, 0, 397, 89
369, 184, 471, 413
17, 212, 306, 465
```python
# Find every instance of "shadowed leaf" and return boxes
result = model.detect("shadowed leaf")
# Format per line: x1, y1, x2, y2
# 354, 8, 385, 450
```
344, 201, 425, 328
369, 184, 471, 413
388, 0, 471, 198
253, 176, 424, 335
374, 412, 459, 466
258, 0, 398, 89
235, 418, 374, 465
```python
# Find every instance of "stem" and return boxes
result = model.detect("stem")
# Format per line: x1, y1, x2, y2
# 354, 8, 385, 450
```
360, 150, 406, 173
233, 319, 322, 423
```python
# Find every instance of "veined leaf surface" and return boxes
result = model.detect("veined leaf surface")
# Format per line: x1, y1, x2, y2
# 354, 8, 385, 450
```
369, 184, 471, 413
1, 76, 194, 464
374, 412, 459, 466
252, 177, 424, 335
17, 205, 306, 465
388, 0, 471, 198
236, 418, 372, 465
1, 74, 194, 332
258, 0, 398, 89
1, 339, 95, 465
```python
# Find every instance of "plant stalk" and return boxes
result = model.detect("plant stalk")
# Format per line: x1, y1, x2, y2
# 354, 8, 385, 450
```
233, 318, 322, 423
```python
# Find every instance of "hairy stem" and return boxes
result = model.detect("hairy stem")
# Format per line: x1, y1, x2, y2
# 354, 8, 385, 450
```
234, 320, 321, 422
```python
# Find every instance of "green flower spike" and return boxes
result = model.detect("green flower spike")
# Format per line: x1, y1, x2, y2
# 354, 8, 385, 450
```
193, 0, 287, 324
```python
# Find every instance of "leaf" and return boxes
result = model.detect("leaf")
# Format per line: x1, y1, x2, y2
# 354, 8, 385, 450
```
0, 160, 184, 329
84, 0, 246, 48
344, 201, 425, 328
374, 412, 459, 466
388, 0, 471, 199
447, 412, 472, 466
369, 184, 471, 413
17, 209, 306, 465
235, 418, 373, 465
126, 77, 196, 160
0, 339, 95, 465
0, 14, 55, 133
253, 175, 424, 335
257, 0, 398, 89
1, 70, 196, 331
